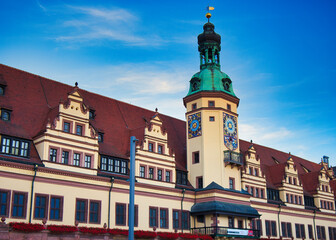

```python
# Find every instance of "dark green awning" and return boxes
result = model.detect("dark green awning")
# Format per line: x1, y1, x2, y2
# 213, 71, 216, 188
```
191, 201, 260, 218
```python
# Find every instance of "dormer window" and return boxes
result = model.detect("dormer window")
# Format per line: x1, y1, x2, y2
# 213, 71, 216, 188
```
158, 145, 163, 154
89, 110, 95, 120
1, 109, 11, 121
63, 122, 70, 133
98, 132, 104, 142
0, 85, 5, 95
1, 136, 29, 157
76, 125, 82, 136
148, 142, 154, 152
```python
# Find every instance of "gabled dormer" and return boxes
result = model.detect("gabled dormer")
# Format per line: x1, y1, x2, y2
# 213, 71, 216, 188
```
135, 111, 176, 187
33, 85, 99, 174
241, 143, 267, 202
279, 156, 304, 208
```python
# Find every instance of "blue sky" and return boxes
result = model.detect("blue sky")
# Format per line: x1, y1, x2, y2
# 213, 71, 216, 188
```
1, 0, 335, 165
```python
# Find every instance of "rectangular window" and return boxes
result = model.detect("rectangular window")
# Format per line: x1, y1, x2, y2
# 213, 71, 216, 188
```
34, 194, 48, 219
49, 148, 57, 162
116, 203, 126, 226
238, 220, 243, 228
229, 178, 235, 190
254, 168, 259, 176
0, 190, 10, 217
308, 225, 313, 239
84, 155, 91, 168
228, 216, 234, 228
149, 207, 158, 227
208, 101, 215, 107
166, 171, 171, 182
227, 104, 231, 111
76, 125, 82, 136
197, 176, 203, 189
192, 103, 197, 110
209, 116, 215, 121
63, 122, 70, 133
149, 167, 154, 179
148, 143, 154, 152
108, 158, 114, 172
75, 199, 87, 223
127, 204, 138, 227
140, 166, 145, 178
288, 177, 292, 184
20, 142, 28, 157
255, 188, 259, 198
0, 137, 29, 157
193, 151, 200, 164
281, 222, 292, 237
1, 109, 11, 121
101, 157, 107, 171
73, 153, 80, 166
160, 208, 168, 229
293, 178, 297, 185
11, 140, 19, 155
49, 196, 63, 221
121, 161, 127, 174
114, 160, 120, 172
197, 215, 204, 223
11, 192, 27, 218
89, 110, 95, 120
89, 201, 101, 224
1, 137, 10, 154
250, 187, 254, 196
158, 145, 163, 154
266, 220, 277, 237
249, 167, 253, 175
157, 169, 162, 181
260, 189, 264, 199
173, 210, 180, 229
98, 132, 104, 142
181, 211, 189, 230
295, 224, 306, 239
61, 151, 69, 164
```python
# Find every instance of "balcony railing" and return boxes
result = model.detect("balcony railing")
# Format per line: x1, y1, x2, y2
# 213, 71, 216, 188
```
191, 226, 260, 238
224, 150, 243, 165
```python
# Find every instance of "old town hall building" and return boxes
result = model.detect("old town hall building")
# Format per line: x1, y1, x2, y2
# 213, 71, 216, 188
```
0, 17, 336, 240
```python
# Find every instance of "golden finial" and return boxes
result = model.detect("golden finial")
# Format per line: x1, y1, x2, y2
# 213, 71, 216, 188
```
206, 6, 214, 22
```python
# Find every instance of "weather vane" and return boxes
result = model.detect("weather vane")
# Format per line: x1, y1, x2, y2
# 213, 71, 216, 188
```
206, 5, 215, 22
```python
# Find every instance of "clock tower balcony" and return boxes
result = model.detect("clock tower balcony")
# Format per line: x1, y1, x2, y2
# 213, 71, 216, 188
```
224, 150, 243, 166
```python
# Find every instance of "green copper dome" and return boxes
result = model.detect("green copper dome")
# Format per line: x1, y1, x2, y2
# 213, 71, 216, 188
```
186, 66, 236, 97
186, 21, 237, 98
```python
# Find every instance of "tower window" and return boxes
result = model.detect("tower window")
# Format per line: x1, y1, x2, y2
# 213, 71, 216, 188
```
208, 101, 215, 107
192, 103, 197, 110
229, 178, 235, 190
227, 104, 231, 111
1, 109, 11, 121
193, 151, 200, 164
197, 176, 203, 189
209, 116, 215, 122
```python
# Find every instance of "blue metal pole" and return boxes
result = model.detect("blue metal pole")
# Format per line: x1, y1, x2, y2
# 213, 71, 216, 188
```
129, 136, 137, 240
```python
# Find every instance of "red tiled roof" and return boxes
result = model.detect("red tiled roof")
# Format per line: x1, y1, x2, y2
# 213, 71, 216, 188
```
0, 64, 186, 169
0, 63, 332, 188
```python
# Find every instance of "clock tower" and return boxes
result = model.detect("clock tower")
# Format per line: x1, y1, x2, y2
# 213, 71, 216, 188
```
183, 16, 241, 190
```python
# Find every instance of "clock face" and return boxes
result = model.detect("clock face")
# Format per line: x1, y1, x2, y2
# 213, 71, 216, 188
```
223, 113, 238, 150
188, 112, 202, 138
